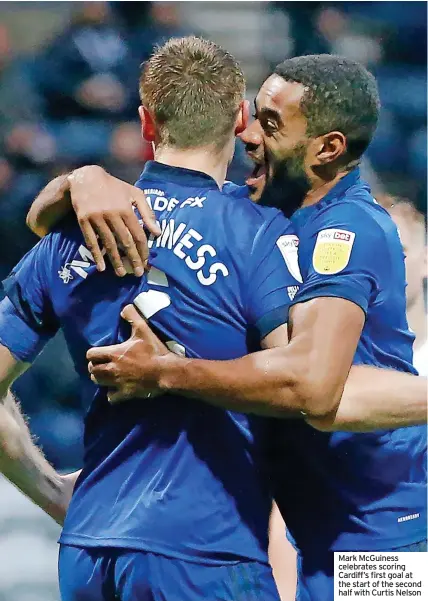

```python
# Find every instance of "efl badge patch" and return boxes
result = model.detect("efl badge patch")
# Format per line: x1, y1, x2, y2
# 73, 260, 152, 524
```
313, 229, 355, 275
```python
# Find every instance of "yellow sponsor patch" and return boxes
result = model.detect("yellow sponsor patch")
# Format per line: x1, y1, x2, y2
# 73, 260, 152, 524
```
313, 228, 355, 275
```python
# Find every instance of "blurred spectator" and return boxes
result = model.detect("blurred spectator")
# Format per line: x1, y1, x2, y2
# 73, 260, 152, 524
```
0, 23, 51, 253
272, 2, 329, 57
339, 1, 427, 67
109, 1, 152, 33
378, 195, 427, 375
27, 1, 143, 167
105, 121, 148, 183
137, 1, 189, 46
0, 24, 41, 142
110, 2, 190, 64
315, 7, 382, 66
33, 1, 137, 122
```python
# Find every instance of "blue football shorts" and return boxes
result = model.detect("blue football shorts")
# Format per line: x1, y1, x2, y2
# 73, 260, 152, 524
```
59, 544, 281, 601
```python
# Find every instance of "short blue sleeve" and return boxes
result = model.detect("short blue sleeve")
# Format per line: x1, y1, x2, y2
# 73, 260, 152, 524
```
0, 237, 59, 362
291, 202, 385, 314
245, 213, 303, 339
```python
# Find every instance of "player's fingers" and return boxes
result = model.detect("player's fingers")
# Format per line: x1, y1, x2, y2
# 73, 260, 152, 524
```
90, 363, 117, 386
121, 305, 160, 345
91, 218, 126, 277
122, 212, 149, 272
108, 388, 157, 404
105, 215, 144, 277
120, 304, 145, 337
78, 219, 105, 272
132, 190, 161, 237
90, 372, 114, 387
127, 309, 167, 354
107, 389, 128, 404
87, 345, 119, 363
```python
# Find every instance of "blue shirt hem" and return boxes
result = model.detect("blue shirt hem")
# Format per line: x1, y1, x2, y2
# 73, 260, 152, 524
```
291, 284, 368, 315
59, 533, 270, 566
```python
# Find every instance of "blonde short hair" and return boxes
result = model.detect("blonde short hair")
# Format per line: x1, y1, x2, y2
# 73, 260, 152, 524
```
139, 36, 246, 150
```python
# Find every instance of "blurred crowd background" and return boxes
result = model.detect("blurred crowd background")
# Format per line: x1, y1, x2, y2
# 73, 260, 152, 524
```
0, 2, 426, 600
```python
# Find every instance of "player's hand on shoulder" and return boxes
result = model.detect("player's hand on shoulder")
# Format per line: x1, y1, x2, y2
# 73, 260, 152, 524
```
87, 304, 171, 404
68, 166, 161, 277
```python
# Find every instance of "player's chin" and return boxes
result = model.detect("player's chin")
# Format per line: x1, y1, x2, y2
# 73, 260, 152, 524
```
247, 177, 266, 203
246, 165, 267, 203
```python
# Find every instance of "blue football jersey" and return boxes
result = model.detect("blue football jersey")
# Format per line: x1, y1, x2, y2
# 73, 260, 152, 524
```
271, 168, 427, 552
0, 162, 301, 565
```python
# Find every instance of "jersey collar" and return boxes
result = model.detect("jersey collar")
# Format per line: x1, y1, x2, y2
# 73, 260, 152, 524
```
139, 161, 219, 189
317, 167, 362, 205
290, 167, 365, 223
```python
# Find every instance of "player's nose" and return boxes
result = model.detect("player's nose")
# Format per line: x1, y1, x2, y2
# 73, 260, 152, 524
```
239, 120, 263, 149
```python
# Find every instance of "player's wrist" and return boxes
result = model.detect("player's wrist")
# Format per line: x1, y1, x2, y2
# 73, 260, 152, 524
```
157, 353, 190, 394
68, 165, 106, 206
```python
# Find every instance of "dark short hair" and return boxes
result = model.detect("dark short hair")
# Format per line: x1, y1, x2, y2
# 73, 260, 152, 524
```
140, 36, 245, 150
274, 54, 380, 164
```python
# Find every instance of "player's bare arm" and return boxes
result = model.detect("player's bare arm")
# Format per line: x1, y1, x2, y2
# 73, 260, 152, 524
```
27, 166, 160, 277
0, 343, 79, 524
87, 301, 427, 429
309, 364, 427, 431
88, 297, 363, 418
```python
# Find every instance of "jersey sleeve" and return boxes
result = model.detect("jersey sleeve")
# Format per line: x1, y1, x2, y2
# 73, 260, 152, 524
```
291, 202, 385, 314
245, 212, 303, 339
0, 237, 59, 362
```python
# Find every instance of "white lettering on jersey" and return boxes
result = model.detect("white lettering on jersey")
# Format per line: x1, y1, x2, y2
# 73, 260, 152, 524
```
174, 229, 202, 259
153, 196, 169, 212
180, 196, 206, 208
59, 245, 96, 283
144, 191, 228, 286
157, 219, 187, 250
276, 235, 303, 283
197, 262, 229, 286
157, 221, 229, 287
397, 513, 420, 523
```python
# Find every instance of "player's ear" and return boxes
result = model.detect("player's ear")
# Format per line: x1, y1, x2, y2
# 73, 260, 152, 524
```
235, 100, 250, 136
314, 131, 347, 165
139, 106, 157, 142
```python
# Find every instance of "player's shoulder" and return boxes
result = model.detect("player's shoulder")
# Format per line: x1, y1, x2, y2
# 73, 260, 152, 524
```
221, 182, 294, 233
50, 214, 85, 244
312, 185, 396, 242
222, 181, 249, 198
42, 215, 87, 266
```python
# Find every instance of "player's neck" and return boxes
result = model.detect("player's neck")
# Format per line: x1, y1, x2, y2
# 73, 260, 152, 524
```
301, 170, 350, 208
407, 294, 427, 350
154, 146, 228, 189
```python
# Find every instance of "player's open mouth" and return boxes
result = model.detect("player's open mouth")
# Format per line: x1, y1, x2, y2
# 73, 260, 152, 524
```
246, 161, 267, 189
